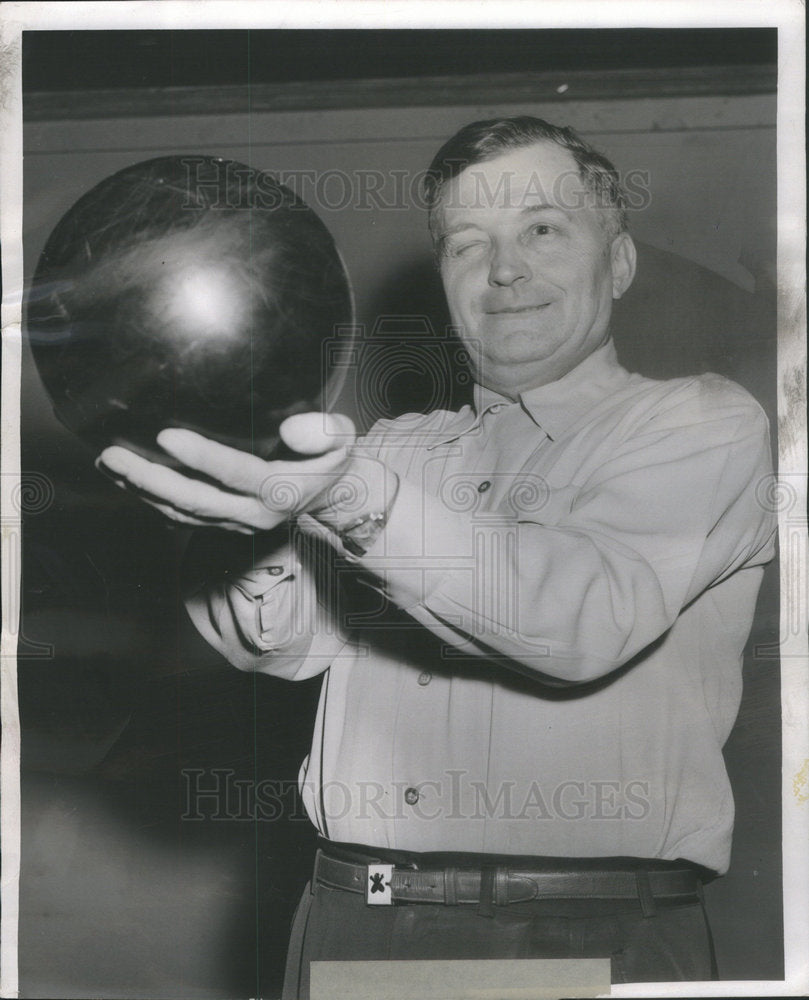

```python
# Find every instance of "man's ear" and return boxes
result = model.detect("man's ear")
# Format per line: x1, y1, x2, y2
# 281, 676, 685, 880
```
610, 232, 637, 299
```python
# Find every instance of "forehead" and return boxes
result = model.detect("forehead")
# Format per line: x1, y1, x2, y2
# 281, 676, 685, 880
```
441, 141, 586, 217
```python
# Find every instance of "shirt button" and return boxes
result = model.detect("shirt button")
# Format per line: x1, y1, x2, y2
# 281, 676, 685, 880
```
417, 672, 432, 686
477, 480, 491, 493
404, 787, 420, 806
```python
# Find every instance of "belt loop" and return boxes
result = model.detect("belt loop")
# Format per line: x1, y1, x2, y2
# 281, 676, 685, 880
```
635, 871, 657, 918
495, 866, 509, 906
478, 867, 496, 918
444, 866, 458, 906
695, 878, 719, 979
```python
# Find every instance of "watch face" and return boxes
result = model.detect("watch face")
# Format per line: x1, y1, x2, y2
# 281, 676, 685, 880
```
341, 512, 388, 557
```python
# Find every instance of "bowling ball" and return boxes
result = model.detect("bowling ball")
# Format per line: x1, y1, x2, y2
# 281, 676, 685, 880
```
25, 155, 353, 465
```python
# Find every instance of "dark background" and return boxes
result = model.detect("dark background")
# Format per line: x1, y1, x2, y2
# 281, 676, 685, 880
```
18, 27, 781, 999
23, 28, 777, 90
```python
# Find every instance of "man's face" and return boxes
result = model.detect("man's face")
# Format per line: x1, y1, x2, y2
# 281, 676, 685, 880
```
435, 141, 636, 396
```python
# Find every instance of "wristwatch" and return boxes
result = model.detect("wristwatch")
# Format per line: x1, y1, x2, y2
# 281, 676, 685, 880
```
339, 510, 390, 557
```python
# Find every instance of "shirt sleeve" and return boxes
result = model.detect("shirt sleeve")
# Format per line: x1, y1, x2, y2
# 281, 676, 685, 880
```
183, 525, 351, 680
351, 377, 777, 684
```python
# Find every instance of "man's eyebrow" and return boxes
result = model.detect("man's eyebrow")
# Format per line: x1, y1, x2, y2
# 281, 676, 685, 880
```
441, 204, 566, 233
439, 222, 485, 238
519, 203, 566, 216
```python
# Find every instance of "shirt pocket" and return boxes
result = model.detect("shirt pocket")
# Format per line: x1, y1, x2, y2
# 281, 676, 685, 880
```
506, 482, 581, 527
226, 559, 301, 651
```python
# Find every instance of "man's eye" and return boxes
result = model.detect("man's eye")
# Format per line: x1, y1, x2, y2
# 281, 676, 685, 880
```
529, 224, 553, 237
445, 240, 487, 259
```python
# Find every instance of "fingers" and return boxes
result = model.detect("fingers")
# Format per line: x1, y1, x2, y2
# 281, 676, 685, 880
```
137, 495, 254, 534
280, 412, 356, 455
154, 429, 277, 493
155, 414, 355, 486
97, 417, 357, 530
97, 445, 269, 526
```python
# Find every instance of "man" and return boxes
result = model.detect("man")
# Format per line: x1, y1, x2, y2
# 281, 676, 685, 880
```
99, 117, 776, 993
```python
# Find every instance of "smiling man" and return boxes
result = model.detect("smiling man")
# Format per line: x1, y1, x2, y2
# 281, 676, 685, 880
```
99, 117, 776, 994
433, 136, 635, 394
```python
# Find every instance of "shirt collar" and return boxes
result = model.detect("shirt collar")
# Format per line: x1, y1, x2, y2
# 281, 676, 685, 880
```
472, 338, 630, 442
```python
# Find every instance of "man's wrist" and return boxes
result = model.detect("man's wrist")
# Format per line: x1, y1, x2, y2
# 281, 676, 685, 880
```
307, 452, 400, 555
338, 510, 390, 557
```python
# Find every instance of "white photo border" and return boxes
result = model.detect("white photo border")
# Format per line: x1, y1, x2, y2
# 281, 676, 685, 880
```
1, 3, 805, 998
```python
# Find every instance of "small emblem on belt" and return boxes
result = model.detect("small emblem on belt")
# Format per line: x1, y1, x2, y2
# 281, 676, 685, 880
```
366, 864, 394, 905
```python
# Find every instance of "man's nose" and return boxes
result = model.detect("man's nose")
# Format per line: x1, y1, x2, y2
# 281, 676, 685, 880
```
487, 241, 532, 287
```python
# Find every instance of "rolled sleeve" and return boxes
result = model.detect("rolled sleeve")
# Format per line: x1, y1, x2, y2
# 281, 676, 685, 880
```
184, 530, 349, 680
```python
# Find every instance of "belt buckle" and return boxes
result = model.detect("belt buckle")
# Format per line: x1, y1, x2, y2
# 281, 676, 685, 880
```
365, 864, 394, 905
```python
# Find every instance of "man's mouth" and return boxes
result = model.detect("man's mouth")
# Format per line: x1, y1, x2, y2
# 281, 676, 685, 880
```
485, 303, 550, 314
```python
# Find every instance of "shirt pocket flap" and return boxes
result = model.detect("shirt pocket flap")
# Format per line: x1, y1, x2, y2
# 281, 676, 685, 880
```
509, 483, 580, 526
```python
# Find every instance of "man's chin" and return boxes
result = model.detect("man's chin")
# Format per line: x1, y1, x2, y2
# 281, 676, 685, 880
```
479, 337, 562, 369
459, 312, 548, 349
474, 355, 559, 395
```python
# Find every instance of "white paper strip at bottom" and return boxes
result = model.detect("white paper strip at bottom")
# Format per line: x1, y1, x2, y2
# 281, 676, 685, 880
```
310, 958, 611, 999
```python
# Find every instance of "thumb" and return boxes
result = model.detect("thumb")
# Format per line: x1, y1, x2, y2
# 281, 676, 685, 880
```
279, 412, 356, 455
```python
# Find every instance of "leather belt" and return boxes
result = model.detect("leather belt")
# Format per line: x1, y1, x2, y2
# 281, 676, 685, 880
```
314, 849, 702, 907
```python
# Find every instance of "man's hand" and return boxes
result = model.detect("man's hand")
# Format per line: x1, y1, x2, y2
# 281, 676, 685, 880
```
96, 413, 357, 534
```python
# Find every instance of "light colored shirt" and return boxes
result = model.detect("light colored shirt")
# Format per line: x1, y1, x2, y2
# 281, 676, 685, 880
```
186, 339, 776, 873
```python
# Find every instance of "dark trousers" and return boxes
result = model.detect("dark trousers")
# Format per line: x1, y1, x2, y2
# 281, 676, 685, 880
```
282, 874, 718, 998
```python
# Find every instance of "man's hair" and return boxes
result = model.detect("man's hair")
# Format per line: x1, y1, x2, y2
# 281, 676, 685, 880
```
423, 116, 628, 246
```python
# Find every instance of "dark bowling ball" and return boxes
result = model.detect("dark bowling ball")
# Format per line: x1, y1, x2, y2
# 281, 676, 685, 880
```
25, 155, 353, 465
